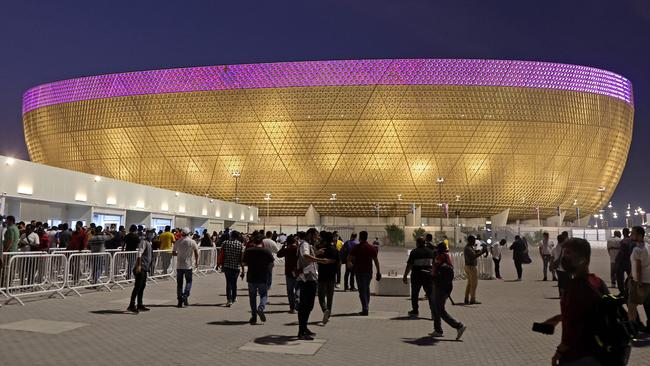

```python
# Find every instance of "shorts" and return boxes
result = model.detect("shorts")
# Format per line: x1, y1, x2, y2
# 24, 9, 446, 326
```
627, 280, 650, 305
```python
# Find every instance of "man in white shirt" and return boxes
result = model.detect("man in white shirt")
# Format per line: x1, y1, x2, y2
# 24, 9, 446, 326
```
627, 226, 650, 326
539, 232, 556, 281
47, 225, 59, 248
490, 239, 505, 279
262, 231, 279, 290
173, 227, 199, 308
19, 224, 40, 252
606, 230, 622, 288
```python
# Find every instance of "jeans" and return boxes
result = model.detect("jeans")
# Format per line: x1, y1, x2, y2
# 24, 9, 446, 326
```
336, 263, 341, 284
344, 266, 355, 289
558, 356, 601, 365
355, 273, 372, 312
130, 270, 147, 307
176, 269, 193, 301
223, 268, 240, 302
514, 260, 523, 280
286, 274, 297, 310
433, 285, 462, 333
92, 256, 105, 284
318, 280, 335, 312
542, 254, 551, 280
557, 269, 570, 296
248, 282, 268, 316
493, 258, 501, 278
464, 265, 478, 302
410, 271, 434, 314
297, 280, 317, 334
616, 267, 630, 297
160, 252, 172, 274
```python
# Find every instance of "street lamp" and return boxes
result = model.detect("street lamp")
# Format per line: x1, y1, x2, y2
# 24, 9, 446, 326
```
263, 193, 271, 230
232, 171, 241, 202
626, 210, 631, 228
436, 177, 445, 232
330, 194, 337, 225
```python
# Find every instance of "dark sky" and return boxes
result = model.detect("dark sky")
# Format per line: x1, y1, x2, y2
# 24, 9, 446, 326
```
1, 0, 649, 223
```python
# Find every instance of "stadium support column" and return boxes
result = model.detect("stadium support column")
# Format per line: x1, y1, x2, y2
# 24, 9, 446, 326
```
305, 204, 321, 227
405, 205, 422, 227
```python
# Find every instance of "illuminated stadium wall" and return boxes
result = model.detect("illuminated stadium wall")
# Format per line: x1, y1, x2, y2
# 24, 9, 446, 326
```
22, 59, 634, 220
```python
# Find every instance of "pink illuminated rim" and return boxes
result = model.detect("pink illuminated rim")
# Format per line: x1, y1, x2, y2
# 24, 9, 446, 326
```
22, 59, 634, 114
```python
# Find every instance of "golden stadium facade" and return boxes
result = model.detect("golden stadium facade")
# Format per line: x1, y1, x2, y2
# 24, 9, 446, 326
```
22, 59, 634, 219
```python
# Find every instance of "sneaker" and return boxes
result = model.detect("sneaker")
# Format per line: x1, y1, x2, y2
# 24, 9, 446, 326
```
470, 300, 481, 305
127, 305, 139, 314
225, 302, 232, 307
289, 308, 296, 314
176, 300, 183, 308
456, 325, 467, 340
335, 283, 340, 289
408, 310, 419, 317
298, 333, 314, 341
358, 311, 369, 316
464, 299, 469, 305
543, 278, 547, 281
429, 331, 443, 337
183, 297, 189, 306
257, 309, 266, 322
136, 305, 150, 312
304, 328, 316, 336
322, 310, 331, 324
350, 287, 357, 291
249, 316, 257, 325
232, 298, 237, 303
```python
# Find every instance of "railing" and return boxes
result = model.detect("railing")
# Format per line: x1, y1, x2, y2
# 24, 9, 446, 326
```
196, 247, 218, 276
110, 251, 138, 289
65, 252, 113, 295
3, 253, 68, 305
148, 250, 175, 283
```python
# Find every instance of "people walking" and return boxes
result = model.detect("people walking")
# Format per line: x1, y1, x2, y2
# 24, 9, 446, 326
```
242, 234, 275, 324
615, 228, 634, 298
295, 229, 334, 339
317, 231, 340, 325
627, 226, 650, 331
509, 235, 526, 281
551, 234, 569, 297
127, 230, 152, 314
463, 235, 482, 304
173, 228, 199, 308
219, 230, 244, 307
342, 233, 358, 291
539, 232, 556, 281
491, 239, 505, 279
403, 237, 435, 317
262, 231, 279, 291
158, 226, 174, 275
348, 231, 381, 315
607, 230, 622, 289
277, 234, 299, 313
431, 242, 466, 340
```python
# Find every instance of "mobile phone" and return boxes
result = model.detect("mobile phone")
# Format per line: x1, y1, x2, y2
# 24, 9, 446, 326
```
532, 322, 554, 335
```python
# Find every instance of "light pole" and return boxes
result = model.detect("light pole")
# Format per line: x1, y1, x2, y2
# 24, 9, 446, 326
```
626, 208, 631, 228
263, 193, 271, 230
436, 177, 444, 233
232, 171, 241, 202
330, 194, 337, 226
374, 203, 380, 224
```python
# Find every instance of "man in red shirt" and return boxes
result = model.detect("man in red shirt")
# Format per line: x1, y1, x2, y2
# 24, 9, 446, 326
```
347, 231, 381, 315
540, 238, 607, 365
277, 235, 299, 313
68, 221, 88, 284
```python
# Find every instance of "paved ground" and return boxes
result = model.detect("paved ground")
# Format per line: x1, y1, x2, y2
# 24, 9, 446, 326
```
1, 247, 649, 366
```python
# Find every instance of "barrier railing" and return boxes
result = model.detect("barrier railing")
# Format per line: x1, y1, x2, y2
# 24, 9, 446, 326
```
477, 256, 495, 280
1, 251, 47, 298
110, 251, 138, 289
65, 252, 113, 295
148, 250, 175, 284
4, 253, 67, 305
196, 248, 218, 276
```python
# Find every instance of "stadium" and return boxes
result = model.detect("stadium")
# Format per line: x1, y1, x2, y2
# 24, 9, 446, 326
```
22, 59, 634, 221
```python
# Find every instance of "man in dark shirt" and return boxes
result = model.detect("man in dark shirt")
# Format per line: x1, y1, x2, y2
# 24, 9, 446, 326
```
615, 227, 633, 297
425, 233, 436, 251
541, 238, 607, 365
243, 234, 275, 324
463, 236, 483, 304
509, 235, 526, 281
317, 231, 340, 324
342, 233, 358, 291
348, 231, 381, 315
123, 225, 141, 280
277, 235, 299, 313
403, 237, 435, 317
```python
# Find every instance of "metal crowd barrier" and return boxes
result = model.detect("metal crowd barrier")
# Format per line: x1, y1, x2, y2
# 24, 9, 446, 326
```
450, 252, 466, 280
477, 256, 495, 280
148, 249, 175, 284
196, 247, 218, 276
110, 251, 138, 289
65, 252, 113, 295
4, 253, 68, 305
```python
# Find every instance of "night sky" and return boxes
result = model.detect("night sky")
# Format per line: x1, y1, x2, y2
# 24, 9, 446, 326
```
1, 0, 649, 223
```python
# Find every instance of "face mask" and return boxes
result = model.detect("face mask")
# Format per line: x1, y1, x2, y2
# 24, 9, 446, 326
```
561, 257, 576, 273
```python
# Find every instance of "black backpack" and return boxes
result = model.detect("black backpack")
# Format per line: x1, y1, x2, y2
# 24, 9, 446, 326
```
588, 281, 634, 366
435, 262, 454, 286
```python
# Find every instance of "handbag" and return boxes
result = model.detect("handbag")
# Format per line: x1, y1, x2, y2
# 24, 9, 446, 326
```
217, 248, 225, 267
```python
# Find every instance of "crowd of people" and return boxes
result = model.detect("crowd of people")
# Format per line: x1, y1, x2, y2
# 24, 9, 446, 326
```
3, 214, 649, 364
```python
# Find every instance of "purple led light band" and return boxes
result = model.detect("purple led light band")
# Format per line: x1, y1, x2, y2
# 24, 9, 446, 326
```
22, 59, 634, 114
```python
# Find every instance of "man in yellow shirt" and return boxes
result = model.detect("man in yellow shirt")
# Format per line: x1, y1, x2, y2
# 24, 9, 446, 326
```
159, 226, 175, 274
334, 231, 344, 288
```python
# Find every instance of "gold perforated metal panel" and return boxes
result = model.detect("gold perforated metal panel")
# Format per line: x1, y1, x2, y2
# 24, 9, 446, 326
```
23, 85, 633, 219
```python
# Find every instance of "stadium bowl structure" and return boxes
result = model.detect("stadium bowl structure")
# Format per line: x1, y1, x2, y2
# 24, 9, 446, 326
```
22, 59, 634, 219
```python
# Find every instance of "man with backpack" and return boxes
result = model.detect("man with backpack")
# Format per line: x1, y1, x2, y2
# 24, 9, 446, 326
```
541, 238, 632, 366
431, 242, 466, 340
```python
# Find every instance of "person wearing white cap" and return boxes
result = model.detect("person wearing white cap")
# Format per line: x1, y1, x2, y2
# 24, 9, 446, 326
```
173, 227, 199, 308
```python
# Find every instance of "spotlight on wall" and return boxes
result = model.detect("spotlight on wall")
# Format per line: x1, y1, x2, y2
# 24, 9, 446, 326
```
94, 176, 101, 182
5, 157, 15, 166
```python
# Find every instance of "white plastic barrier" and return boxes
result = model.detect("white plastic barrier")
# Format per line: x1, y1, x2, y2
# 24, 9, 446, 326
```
1, 252, 46, 298
148, 250, 175, 283
4, 253, 67, 305
110, 251, 138, 289
65, 252, 113, 295
477, 256, 495, 280
450, 252, 466, 280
